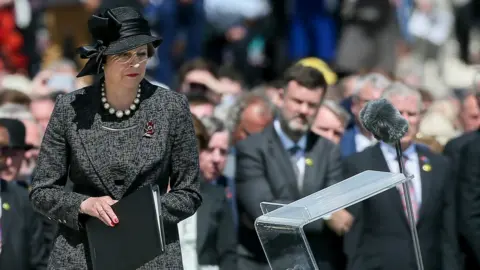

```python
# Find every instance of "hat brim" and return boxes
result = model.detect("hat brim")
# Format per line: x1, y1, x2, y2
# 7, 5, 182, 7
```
103, 35, 162, 55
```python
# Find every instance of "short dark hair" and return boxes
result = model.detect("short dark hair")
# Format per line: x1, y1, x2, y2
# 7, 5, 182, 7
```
266, 79, 284, 89
0, 89, 31, 106
186, 92, 214, 106
217, 65, 243, 84
283, 64, 327, 90
146, 43, 155, 58
177, 58, 217, 86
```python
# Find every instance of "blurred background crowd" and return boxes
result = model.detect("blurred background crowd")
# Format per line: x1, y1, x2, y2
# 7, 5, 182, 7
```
3, 0, 480, 269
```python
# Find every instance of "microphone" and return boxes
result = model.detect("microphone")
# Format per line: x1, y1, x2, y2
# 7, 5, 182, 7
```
359, 98, 425, 270
359, 98, 409, 143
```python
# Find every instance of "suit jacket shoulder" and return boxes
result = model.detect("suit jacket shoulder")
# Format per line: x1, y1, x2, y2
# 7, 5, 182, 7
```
343, 144, 374, 166
416, 144, 451, 173
235, 127, 267, 152
2, 180, 29, 205
444, 131, 478, 157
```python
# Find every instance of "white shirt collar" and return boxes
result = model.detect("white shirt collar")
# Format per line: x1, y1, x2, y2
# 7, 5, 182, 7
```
379, 141, 418, 162
273, 119, 307, 151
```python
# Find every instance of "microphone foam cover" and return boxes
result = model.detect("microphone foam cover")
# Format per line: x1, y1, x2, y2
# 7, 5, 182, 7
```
359, 98, 409, 143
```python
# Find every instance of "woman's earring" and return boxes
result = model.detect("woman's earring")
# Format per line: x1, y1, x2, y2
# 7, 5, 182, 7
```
102, 65, 104, 70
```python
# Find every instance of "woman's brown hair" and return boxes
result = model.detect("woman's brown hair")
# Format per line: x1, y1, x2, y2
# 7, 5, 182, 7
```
0, 89, 31, 106
192, 114, 209, 151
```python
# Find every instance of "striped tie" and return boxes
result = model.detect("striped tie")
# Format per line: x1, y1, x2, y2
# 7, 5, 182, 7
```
397, 156, 419, 223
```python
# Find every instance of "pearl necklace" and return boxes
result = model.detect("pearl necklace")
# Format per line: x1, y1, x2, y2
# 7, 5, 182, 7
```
101, 82, 141, 118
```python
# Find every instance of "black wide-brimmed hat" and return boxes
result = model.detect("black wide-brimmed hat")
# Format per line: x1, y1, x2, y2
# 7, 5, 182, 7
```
0, 118, 34, 150
76, 6, 162, 78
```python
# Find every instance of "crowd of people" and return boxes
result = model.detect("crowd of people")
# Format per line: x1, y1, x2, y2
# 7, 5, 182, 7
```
1, 0, 480, 270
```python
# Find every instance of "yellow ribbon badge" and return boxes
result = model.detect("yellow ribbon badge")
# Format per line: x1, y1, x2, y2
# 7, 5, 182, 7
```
305, 158, 313, 166
2, 202, 10, 211
422, 164, 432, 172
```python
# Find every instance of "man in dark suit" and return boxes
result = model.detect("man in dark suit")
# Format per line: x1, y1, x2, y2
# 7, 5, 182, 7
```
0, 118, 57, 255
235, 64, 350, 270
444, 131, 478, 172
339, 73, 391, 157
443, 91, 480, 270
457, 134, 480, 270
455, 91, 480, 270
178, 114, 236, 270
194, 181, 237, 269
0, 120, 49, 270
343, 82, 459, 270
444, 91, 480, 166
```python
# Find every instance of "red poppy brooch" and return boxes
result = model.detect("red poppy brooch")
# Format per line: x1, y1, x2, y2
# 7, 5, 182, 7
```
144, 120, 155, 138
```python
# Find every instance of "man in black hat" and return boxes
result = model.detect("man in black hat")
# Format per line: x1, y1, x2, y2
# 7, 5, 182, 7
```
0, 118, 57, 261
0, 118, 35, 185
0, 120, 49, 270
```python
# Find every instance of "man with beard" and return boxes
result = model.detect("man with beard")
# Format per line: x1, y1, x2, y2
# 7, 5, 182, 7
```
235, 64, 348, 270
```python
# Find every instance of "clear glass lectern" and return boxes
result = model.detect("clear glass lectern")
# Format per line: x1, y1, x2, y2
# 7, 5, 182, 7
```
255, 170, 413, 270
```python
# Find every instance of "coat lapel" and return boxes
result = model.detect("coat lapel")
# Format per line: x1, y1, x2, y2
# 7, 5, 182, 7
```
74, 84, 120, 198
416, 147, 433, 223
266, 125, 300, 198
196, 182, 209, 251
123, 82, 164, 196
1, 183, 15, 250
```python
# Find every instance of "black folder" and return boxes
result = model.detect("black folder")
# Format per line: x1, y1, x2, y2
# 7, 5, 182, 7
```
85, 184, 166, 270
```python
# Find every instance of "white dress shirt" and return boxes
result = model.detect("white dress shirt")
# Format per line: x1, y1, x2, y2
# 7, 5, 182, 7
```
354, 126, 377, 153
379, 142, 422, 205
178, 213, 220, 270
178, 213, 198, 270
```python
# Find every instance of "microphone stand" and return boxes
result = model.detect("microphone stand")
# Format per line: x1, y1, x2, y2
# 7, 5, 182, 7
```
395, 141, 424, 270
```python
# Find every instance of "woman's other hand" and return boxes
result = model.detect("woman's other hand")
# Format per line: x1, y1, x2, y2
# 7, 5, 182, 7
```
80, 196, 119, 227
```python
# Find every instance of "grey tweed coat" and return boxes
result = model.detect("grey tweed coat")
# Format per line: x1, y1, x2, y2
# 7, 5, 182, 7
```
29, 79, 202, 269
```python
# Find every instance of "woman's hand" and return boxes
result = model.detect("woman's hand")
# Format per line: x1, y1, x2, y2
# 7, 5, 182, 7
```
80, 196, 119, 227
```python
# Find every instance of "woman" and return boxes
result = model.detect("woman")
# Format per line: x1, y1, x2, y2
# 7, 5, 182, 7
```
180, 115, 237, 270
29, 7, 202, 269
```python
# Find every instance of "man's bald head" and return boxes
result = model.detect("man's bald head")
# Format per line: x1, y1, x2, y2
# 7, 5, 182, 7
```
228, 93, 275, 144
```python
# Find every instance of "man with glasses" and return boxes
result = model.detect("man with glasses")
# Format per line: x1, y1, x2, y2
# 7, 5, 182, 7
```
0, 118, 36, 184
0, 119, 49, 269
0, 105, 43, 187
223, 91, 275, 181
339, 73, 391, 157
311, 100, 351, 144
235, 65, 346, 270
